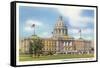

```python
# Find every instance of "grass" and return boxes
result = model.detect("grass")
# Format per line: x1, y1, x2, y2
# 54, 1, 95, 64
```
19, 54, 94, 61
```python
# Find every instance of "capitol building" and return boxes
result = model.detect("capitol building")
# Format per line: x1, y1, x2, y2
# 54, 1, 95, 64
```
20, 16, 94, 55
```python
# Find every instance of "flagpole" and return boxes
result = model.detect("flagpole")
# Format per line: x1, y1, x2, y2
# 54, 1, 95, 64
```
34, 26, 35, 35
79, 29, 81, 39
32, 24, 35, 35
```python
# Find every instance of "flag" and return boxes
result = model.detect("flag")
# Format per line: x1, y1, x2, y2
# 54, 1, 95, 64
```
32, 24, 35, 27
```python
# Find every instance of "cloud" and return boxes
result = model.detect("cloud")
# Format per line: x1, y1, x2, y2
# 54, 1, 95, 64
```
24, 19, 43, 31
82, 28, 94, 35
24, 19, 52, 38
38, 32, 52, 38
57, 7, 94, 40
68, 28, 79, 35
57, 7, 94, 28
58, 7, 81, 20
68, 28, 94, 40
69, 28, 93, 34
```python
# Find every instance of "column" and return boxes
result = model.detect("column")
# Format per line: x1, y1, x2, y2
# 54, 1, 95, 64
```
56, 41, 59, 52
64, 29, 66, 35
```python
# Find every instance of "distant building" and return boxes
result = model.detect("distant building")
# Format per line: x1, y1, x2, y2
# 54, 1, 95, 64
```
19, 39, 30, 54
19, 16, 93, 54
73, 39, 92, 54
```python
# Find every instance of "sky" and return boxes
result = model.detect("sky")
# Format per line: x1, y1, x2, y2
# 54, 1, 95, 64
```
19, 6, 95, 40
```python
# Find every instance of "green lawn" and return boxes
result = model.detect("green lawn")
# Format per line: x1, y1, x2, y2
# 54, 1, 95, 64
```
19, 54, 94, 61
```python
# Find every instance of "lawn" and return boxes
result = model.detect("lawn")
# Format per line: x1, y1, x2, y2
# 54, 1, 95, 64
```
19, 54, 94, 61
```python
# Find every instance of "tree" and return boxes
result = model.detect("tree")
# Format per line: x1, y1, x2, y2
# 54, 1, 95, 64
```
29, 35, 43, 58
29, 41, 33, 57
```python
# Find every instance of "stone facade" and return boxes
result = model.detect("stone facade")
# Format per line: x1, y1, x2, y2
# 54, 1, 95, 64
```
19, 16, 93, 54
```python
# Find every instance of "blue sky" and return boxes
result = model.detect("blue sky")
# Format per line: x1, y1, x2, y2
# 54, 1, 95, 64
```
19, 6, 95, 40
